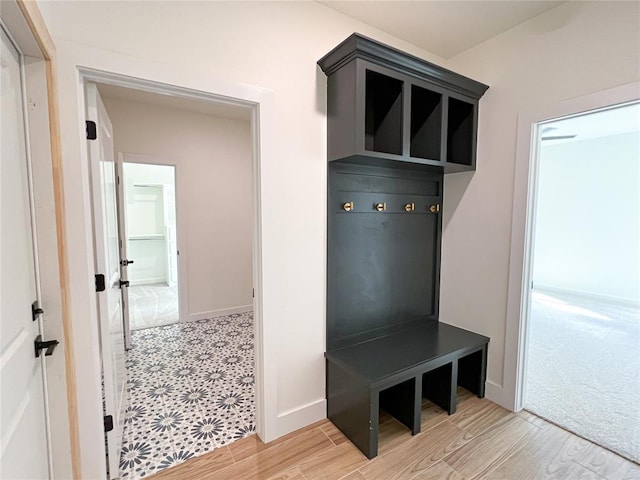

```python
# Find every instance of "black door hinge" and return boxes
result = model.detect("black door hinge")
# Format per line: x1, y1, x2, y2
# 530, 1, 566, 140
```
32, 300, 44, 322
95, 274, 106, 292
104, 415, 114, 433
86, 120, 97, 140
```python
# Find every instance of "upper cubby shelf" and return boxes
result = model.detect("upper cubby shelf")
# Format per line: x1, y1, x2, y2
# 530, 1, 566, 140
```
318, 33, 489, 173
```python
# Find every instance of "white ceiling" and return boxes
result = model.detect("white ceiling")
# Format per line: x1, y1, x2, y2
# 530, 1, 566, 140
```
541, 102, 640, 144
97, 83, 252, 121
318, 1, 565, 58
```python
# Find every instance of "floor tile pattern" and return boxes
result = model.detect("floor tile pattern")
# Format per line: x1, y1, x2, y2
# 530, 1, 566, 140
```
128, 284, 179, 330
119, 312, 255, 479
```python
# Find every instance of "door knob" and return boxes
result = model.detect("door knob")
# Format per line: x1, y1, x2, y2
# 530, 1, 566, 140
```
119, 280, 130, 288
120, 259, 134, 266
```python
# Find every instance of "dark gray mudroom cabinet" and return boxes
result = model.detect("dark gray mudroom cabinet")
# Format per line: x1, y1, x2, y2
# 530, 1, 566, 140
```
319, 34, 491, 459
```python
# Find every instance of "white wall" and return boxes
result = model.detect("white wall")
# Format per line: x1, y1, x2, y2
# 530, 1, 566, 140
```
533, 132, 640, 303
442, 1, 640, 402
103, 97, 254, 318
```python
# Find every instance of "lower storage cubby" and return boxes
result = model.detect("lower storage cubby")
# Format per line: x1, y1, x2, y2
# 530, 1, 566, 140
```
380, 377, 420, 435
458, 348, 487, 398
422, 362, 456, 414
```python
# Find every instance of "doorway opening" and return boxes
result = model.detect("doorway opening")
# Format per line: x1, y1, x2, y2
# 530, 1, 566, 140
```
87, 79, 257, 479
120, 161, 179, 331
522, 102, 640, 462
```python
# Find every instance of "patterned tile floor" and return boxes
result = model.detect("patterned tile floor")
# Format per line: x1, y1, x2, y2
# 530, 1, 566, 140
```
119, 311, 255, 479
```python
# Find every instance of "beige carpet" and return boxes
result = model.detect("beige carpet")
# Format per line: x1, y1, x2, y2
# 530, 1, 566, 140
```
526, 289, 640, 462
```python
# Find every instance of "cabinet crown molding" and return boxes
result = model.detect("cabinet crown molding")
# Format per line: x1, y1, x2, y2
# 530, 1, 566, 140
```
318, 33, 489, 100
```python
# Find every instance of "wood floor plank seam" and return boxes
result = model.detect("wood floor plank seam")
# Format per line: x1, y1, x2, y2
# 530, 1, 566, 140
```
148, 395, 639, 480
572, 460, 609, 480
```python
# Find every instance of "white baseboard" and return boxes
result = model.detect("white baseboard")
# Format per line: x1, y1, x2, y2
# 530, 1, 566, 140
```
534, 285, 640, 306
130, 277, 166, 286
485, 380, 511, 410
274, 399, 327, 439
187, 304, 253, 322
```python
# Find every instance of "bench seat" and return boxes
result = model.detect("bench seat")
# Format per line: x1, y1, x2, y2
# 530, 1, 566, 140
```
325, 320, 489, 459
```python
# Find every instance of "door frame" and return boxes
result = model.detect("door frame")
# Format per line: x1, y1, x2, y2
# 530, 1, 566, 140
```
72, 65, 272, 477
1, 2, 80, 478
504, 81, 640, 412
118, 154, 184, 338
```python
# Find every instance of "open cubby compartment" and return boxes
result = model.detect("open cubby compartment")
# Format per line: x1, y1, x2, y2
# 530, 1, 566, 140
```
365, 70, 403, 155
379, 377, 417, 432
410, 85, 442, 160
457, 348, 486, 396
447, 97, 474, 166
422, 362, 455, 413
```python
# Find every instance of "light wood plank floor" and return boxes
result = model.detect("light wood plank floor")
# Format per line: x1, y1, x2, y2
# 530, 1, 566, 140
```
150, 388, 639, 480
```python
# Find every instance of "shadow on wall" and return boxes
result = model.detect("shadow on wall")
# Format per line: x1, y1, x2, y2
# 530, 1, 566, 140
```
443, 172, 473, 230
316, 64, 328, 114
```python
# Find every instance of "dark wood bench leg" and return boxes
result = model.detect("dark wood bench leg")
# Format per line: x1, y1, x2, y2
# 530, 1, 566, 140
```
326, 360, 378, 458
457, 346, 488, 398
379, 376, 421, 435
450, 360, 458, 414
479, 345, 487, 398
413, 374, 423, 435
422, 362, 457, 414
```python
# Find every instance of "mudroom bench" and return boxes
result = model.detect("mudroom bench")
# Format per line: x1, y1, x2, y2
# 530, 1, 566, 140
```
326, 321, 489, 459
319, 34, 491, 461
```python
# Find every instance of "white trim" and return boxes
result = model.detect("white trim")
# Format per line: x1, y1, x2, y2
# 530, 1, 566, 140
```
129, 278, 167, 286
275, 399, 327, 438
484, 381, 504, 406
504, 82, 640, 412
55, 39, 278, 478
188, 305, 253, 322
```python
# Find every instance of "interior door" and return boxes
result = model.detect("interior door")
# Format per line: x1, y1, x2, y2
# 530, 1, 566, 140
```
115, 156, 132, 350
0, 27, 51, 479
86, 82, 126, 479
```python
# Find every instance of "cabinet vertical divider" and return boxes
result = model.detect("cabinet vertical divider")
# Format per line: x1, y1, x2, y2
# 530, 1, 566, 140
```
440, 96, 450, 169
402, 80, 411, 158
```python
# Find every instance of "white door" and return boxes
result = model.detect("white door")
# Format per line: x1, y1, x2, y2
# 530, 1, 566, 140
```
0, 27, 51, 479
115, 157, 132, 350
86, 83, 126, 478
